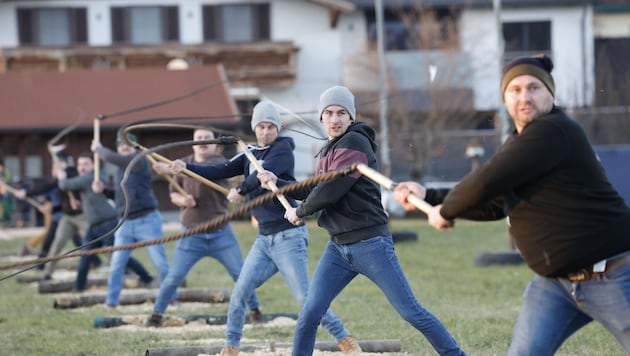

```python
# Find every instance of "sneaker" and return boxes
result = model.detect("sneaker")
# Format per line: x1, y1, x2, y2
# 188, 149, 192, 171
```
249, 308, 263, 324
145, 312, 163, 327
17, 244, 31, 257
219, 346, 239, 356
138, 277, 156, 289
337, 335, 362, 355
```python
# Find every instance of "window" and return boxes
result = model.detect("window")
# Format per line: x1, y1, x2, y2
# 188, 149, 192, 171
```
17, 7, 87, 46
502, 21, 551, 61
203, 4, 270, 42
366, 7, 458, 51
111, 6, 179, 45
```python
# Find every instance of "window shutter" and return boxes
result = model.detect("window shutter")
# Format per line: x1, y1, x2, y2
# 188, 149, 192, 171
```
256, 4, 270, 40
202, 5, 216, 41
17, 8, 34, 45
111, 7, 126, 43
74, 8, 88, 44
163, 6, 179, 41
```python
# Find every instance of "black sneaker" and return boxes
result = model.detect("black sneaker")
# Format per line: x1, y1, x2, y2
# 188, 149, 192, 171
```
145, 312, 163, 327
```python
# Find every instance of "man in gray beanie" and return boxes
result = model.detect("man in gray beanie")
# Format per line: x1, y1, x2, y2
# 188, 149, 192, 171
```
318, 85, 357, 122
258, 86, 465, 355
167, 99, 361, 356
250, 100, 282, 132
394, 54, 630, 354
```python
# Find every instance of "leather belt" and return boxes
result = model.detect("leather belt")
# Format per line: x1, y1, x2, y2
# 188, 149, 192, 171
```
566, 252, 630, 282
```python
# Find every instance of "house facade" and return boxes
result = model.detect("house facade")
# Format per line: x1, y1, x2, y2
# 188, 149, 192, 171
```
0, 0, 628, 195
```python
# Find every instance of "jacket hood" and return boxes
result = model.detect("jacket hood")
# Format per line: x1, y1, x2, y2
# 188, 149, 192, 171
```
274, 136, 296, 150
347, 122, 377, 152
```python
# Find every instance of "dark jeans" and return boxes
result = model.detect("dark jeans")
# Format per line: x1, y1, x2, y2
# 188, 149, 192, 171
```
74, 219, 152, 292
38, 219, 60, 259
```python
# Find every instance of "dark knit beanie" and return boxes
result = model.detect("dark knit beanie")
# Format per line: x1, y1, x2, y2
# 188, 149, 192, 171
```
501, 54, 555, 97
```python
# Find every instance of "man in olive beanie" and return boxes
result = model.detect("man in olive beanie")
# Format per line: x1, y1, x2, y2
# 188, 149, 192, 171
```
394, 53, 630, 355
501, 54, 555, 97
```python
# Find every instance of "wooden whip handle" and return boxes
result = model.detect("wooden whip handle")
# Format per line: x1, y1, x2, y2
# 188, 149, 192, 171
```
93, 119, 100, 182
236, 140, 295, 212
355, 163, 433, 215
0, 180, 46, 212
145, 154, 191, 199
137, 145, 229, 196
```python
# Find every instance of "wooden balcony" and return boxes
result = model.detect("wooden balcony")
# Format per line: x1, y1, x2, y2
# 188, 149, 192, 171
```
0, 41, 299, 87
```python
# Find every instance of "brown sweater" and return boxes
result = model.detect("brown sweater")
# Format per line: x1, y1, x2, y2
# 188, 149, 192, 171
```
172, 154, 230, 229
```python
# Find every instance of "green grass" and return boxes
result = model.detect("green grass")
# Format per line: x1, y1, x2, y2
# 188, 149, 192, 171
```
0, 219, 624, 355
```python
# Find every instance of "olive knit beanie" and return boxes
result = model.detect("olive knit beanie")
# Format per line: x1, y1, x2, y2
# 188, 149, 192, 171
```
501, 54, 555, 97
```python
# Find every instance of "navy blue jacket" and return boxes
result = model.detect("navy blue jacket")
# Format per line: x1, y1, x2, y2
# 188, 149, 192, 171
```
186, 136, 298, 235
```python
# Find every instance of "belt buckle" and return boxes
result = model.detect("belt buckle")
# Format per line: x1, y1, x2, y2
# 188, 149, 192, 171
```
567, 268, 592, 282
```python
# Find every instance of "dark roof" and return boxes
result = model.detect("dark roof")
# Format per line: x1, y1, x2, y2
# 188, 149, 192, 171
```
0, 65, 239, 131
350, 0, 594, 8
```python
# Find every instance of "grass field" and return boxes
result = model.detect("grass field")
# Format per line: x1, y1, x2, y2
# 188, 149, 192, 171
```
0, 218, 624, 355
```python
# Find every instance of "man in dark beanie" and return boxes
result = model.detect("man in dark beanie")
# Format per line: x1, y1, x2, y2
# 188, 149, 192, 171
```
394, 54, 630, 354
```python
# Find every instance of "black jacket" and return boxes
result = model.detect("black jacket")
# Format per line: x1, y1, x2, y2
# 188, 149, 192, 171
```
293, 122, 389, 244
435, 107, 630, 277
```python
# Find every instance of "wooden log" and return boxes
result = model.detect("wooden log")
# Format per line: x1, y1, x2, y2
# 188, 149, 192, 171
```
54, 288, 230, 309
145, 339, 401, 355
38, 276, 172, 294
16, 274, 45, 284
94, 313, 299, 328
39, 277, 108, 294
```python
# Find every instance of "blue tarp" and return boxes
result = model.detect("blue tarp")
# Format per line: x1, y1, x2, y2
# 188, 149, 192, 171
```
595, 146, 630, 205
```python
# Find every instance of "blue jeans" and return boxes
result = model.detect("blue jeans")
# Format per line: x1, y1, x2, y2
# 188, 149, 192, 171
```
507, 267, 630, 355
293, 235, 465, 356
153, 224, 259, 314
225, 225, 349, 348
106, 210, 169, 306
74, 219, 152, 292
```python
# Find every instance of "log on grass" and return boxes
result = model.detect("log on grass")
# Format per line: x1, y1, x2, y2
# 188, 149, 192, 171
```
145, 339, 401, 355
16, 274, 45, 284
39, 276, 162, 294
39, 277, 108, 294
54, 288, 230, 309
94, 313, 299, 328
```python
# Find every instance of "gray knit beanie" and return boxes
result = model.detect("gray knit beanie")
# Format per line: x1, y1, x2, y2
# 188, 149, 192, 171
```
251, 100, 281, 131
318, 86, 356, 121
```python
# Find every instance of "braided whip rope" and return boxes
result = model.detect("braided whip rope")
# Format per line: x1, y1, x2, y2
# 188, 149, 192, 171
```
0, 165, 357, 271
